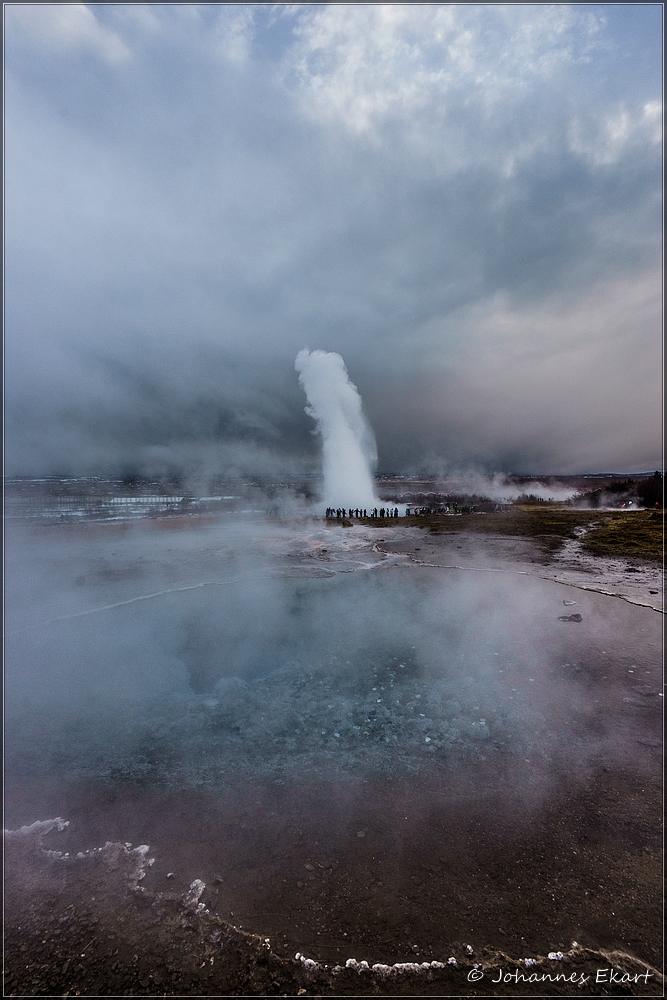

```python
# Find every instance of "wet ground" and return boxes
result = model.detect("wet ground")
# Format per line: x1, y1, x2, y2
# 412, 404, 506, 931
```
4, 514, 663, 995
376, 525, 663, 612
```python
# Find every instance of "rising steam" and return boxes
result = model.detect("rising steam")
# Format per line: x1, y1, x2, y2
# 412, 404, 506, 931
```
295, 349, 379, 509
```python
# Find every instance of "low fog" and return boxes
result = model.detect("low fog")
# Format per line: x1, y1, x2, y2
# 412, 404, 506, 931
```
4, 350, 657, 793
5, 511, 650, 805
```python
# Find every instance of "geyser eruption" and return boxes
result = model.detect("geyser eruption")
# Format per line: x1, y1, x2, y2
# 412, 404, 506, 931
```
295, 349, 379, 510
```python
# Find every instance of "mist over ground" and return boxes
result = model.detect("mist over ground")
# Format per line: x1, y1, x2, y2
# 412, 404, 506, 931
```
5, 506, 662, 986
5, 518, 552, 777
4, 4, 663, 478
5, 511, 659, 797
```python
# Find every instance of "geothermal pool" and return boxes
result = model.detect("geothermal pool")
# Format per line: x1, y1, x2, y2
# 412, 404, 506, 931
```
4, 514, 663, 994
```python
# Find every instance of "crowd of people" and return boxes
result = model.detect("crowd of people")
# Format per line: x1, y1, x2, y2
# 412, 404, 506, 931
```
325, 506, 400, 519
324, 504, 464, 519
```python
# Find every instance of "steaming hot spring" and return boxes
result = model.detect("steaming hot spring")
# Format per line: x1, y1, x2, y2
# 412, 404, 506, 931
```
4, 353, 662, 995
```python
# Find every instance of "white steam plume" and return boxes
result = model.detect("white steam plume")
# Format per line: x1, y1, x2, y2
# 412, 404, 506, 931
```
295, 349, 379, 510
443, 471, 578, 504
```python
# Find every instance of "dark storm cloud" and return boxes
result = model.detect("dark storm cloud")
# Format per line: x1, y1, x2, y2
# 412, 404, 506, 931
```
4, 4, 662, 476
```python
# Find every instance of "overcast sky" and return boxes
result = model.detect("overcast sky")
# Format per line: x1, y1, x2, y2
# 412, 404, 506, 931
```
4, 3, 663, 478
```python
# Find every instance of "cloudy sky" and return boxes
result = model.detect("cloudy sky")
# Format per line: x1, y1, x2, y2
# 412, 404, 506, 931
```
4, 3, 663, 477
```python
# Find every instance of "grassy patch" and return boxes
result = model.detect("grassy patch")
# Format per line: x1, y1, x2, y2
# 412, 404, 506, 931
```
418, 506, 593, 554
407, 505, 663, 563
581, 512, 663, 561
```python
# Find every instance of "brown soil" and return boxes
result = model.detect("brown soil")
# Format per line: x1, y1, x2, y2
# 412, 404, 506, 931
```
4, 741, 663, 996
